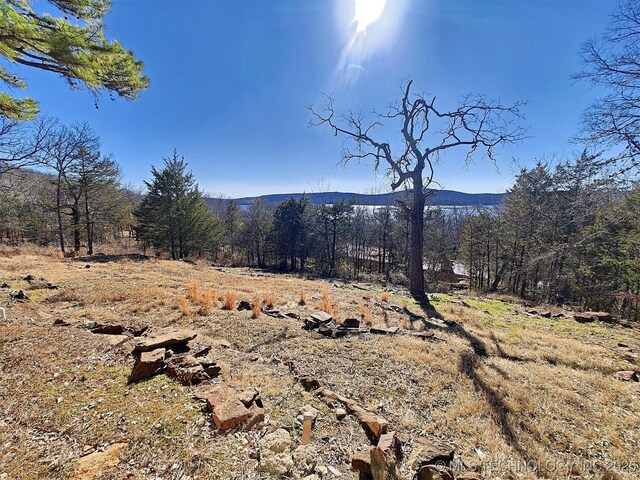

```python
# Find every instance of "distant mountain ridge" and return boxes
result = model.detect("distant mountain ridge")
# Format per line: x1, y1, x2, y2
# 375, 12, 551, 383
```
218, 189, 505, 207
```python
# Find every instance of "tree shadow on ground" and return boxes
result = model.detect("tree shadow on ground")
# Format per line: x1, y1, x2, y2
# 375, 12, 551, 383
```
74, 254, 150, 263
416, 300, 539, 468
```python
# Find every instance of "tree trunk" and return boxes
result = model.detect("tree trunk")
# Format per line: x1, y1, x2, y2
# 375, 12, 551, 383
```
408, 179, 426, 299
71, 204, 81, 254
56, 173, 65, 253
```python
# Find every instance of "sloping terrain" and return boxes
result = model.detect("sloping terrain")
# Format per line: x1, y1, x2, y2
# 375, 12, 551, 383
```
0, 246, 639, 480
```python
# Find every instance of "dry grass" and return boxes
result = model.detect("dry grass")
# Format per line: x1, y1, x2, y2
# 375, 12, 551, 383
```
178, 297, 191, 316
186, 279, 202, 304
251, 295, 262, 319
317, 287, 331, 313
360, 303, 373, 326
1, 249, 639, 480
221, 290, 237, 310
264, 291, 276, 309
381, 291, 390, 303
199, 288, 216, 315
299, 288, 306, 306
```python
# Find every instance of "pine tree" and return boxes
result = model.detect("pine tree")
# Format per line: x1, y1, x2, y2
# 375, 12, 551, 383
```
0, 0, 149, 120
135, 152, 221, 259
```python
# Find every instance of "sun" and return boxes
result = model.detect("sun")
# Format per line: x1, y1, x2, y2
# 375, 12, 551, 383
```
354, 0, 387, 32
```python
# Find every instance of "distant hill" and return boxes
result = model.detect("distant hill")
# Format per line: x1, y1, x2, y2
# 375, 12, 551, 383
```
208, 190, 505, 208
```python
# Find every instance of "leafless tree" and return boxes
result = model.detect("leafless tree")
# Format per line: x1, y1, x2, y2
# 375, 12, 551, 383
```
574, 0, 640, 174
310, 80, 526, 299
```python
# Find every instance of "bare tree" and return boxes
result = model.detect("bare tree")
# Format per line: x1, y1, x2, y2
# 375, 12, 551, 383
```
310, 80, 525, 299
574, 0, 640, 174
0, 118, 58, 178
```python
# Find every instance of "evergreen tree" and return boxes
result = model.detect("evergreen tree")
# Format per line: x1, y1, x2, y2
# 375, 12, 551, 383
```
135, 152, 221, 259
0, 0, 149, 120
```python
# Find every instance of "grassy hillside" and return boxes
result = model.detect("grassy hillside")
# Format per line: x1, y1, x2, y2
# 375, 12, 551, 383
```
0, 246, 638, 479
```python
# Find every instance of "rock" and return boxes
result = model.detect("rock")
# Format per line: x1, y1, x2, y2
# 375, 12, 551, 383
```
212, 398, 250, 430
9, 290, 29, 301
165, 353, 210, 385
370, 431, 401, 480
408, 437, 454, 473
286, 312, 301, 320
0, 282, 10, 288
574, 311, 614, 323
204, 384, 237, 407
352, 406, 388, 439
245, 403, 265, 430
238, 387, 261, 407
102, 334, 130, 347
187, 342, 212, 357
297, 404, 319, 425
310, 311, 333, 323
292, 444, 318, 477
91, 324, 125, 335
415, 465, 454, 480
386, 326, 400, 334
342, 318, 360, 328
263, 309, 284, 318
131, 323, 149, 336
336, 408, 347, 420
134, 328, 197, 352
70, 442, 128, 480
539, 310, 552, 318
304, 318, 320, 330
237, 300, 252, 311
318, 322, 335, 337
128, 349, 165, 384
298, 375, 321, 391
613, 370, 639, 382
53, 319, 70, 326
351, 449, 372, 474
258, 428, 293, 475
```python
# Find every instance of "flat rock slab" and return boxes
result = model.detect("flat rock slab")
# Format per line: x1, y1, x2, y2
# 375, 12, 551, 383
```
128, 349, 165, 384
71, 442, 128, 480
134, 328, 197, 352
310, 311, 333, 323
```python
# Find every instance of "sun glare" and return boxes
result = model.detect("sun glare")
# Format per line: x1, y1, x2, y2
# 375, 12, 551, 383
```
354, 0, 387, 32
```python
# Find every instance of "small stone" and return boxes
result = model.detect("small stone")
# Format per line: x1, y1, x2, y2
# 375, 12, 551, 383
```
237, 300, 252, 311
336, 408, 347, 420
70, 443, 128, 480
238, 387, 260, 407
342, 318, 360, 328
91, 324, 125, 335
212, 399, 250, 430
613, 370, 639, 382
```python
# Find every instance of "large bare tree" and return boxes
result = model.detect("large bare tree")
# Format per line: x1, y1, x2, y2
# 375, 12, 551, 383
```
574, 0, 640, 174
310, 80, 525, 299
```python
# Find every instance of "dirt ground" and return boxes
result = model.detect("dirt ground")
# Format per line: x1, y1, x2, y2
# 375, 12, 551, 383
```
1, 246, 639, 480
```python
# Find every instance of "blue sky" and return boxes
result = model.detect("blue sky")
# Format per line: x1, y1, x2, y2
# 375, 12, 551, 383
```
21, 0, 615, 197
